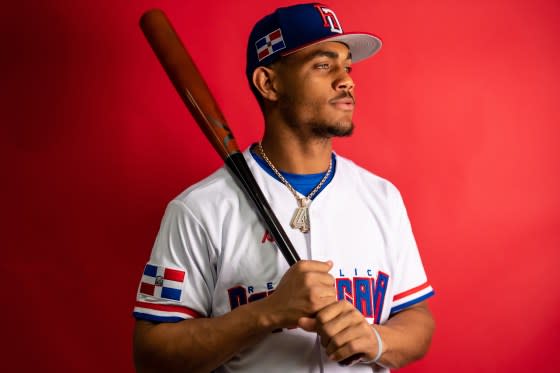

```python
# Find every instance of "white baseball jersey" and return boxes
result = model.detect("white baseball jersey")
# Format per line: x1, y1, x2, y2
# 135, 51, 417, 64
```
134, 148, 434, 372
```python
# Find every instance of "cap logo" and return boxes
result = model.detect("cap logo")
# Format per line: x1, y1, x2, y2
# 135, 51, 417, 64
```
255, 28, 286, 61
314, 5, 343, 34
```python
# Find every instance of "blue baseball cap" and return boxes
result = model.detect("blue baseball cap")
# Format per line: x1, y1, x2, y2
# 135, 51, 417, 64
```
246, 3, 382, 84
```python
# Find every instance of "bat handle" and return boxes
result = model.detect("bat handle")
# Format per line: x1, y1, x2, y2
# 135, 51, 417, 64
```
225, 153, 300, 265
224, 153, 378, 367
227, 153, 366, 366
339, 354, 365, 366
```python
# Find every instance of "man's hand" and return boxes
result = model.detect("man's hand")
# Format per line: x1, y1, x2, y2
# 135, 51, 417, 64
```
298, 300, 435, 369
298, 300, 380, 364
261, 260, 337, 329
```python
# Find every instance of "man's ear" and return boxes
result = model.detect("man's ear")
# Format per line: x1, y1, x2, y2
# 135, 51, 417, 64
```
252, 66, 280, 102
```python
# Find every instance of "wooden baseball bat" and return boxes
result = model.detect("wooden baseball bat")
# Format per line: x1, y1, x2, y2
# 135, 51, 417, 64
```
140, 9, 366, 366
139, 9, 300, 266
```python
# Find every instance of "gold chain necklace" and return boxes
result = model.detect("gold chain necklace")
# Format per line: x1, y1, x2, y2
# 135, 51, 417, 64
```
257, 142, 332, 233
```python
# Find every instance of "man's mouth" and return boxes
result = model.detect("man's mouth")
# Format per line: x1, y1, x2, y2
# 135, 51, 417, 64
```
330, 95, 355, 111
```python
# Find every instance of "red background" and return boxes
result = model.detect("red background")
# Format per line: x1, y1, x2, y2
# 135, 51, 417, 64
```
2, 0, 559, 371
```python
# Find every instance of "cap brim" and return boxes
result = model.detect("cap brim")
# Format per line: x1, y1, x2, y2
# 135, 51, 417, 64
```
282, 32, 382, 63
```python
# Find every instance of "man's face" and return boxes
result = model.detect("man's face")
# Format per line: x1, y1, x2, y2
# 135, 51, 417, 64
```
273, 41, 356, 138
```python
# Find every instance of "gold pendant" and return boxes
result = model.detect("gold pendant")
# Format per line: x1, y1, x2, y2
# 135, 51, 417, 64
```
290, 198, 310, 233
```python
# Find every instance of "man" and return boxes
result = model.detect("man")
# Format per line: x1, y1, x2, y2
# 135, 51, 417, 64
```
133, 3, 435, 372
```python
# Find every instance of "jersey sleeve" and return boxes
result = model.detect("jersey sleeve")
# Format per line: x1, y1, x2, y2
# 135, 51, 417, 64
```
133, 199, 216, 322
389, 192, 434, 315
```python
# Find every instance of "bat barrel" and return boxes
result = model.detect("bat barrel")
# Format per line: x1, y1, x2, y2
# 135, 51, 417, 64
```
140, 9, 239, 160
139, 9, 300, 266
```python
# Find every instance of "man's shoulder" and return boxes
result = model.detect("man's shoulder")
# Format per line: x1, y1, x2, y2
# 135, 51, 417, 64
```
170, 149, 254, 216
174, 165, 238, 206
335, 153, 402, 199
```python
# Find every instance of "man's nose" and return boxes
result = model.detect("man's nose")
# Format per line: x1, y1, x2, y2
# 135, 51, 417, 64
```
334, 70, 355, 92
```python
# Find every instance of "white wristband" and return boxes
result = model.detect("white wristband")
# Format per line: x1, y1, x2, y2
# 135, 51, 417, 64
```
360, 326, 383, 364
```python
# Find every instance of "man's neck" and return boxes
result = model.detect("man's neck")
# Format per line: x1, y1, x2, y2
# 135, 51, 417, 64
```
260, 127, 332, 174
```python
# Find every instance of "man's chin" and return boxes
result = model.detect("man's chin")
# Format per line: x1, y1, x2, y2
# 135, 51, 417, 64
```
311, 122, 354, 138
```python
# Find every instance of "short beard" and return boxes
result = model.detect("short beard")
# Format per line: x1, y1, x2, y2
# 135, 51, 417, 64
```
278, 95, 355, 139
310, 120, 354, 138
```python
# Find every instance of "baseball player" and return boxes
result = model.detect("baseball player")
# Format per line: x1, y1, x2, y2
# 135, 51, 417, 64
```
133, 3, 435, 372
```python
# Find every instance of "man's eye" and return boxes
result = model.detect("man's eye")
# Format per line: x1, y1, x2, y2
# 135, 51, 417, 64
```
316, 63, 330, 69
345, 66, 353, 73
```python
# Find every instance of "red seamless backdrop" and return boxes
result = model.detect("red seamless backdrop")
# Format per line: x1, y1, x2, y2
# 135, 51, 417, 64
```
2, 0, 559, 372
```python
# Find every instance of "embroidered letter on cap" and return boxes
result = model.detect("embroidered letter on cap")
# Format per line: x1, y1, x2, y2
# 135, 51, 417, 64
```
314, 5, 343, 34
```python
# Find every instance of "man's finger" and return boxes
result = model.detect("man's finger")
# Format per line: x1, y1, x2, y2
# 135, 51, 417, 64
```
316, 300, 354, 326
295, 259, 333, 273
297, 317, 317, 331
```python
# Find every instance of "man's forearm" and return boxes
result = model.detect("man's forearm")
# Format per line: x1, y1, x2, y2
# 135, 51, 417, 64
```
375, 301, 435, 369
133, 300, 276, 373
133, 260, 341, 372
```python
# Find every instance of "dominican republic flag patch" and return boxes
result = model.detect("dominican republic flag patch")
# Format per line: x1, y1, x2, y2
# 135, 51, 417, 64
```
139, 264, 185, 302
255, 28, 286, 61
